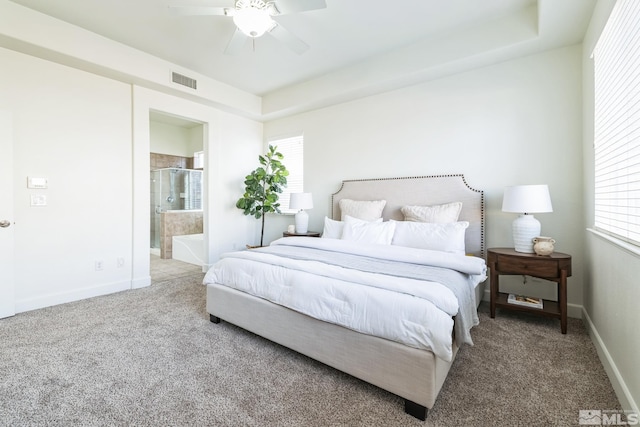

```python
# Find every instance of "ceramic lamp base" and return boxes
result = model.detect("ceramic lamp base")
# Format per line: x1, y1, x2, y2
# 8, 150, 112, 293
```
295, 209, 309, 234
512, 214, 540, 253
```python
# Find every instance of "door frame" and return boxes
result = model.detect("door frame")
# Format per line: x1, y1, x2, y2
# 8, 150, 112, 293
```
132, 86, 218, 288
0, 110, 15, 318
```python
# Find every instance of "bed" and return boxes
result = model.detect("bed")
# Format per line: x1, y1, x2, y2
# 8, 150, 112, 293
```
204, 174, 486, 420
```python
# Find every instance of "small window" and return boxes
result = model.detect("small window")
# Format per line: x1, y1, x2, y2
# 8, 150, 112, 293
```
268, 134, 303, 214
193, 151, 204, 169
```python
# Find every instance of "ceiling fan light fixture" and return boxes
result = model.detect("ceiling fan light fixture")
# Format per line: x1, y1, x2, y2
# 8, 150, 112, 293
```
233, 6, 274, 38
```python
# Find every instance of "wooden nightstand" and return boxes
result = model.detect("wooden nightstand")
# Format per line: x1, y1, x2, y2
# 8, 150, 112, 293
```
487, 248, 572, 334
282, 231, 321, 238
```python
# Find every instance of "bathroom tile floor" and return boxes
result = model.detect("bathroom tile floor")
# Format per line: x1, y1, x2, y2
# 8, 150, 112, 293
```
150, 254, 204, 283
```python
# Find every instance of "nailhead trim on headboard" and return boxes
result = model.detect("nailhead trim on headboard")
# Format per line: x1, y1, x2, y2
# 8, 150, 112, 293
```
331, 174, 485, 258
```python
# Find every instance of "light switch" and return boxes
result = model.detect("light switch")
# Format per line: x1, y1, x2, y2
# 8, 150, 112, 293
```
27, 177, 48, 189
30, 194, 47, 206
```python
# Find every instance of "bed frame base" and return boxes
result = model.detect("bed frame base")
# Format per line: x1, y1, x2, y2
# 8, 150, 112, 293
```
206, 284, 459, 422
211, 310, 430, 421
405, 400, 428, 421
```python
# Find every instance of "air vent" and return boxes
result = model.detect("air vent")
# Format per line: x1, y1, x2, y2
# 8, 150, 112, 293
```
172, 72, 197, 90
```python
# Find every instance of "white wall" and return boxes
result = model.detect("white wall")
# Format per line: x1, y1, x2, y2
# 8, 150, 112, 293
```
149, 120, 204, 158
150, 121, 194, 157
0, 46, 133, 310
0, 47, 263, 311
265, 45, 585, 313
581, 0, 639, 415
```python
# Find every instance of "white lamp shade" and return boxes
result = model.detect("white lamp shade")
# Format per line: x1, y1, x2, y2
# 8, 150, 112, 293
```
502, 185, 552, 253
502, 185, 553, 214
289, 193, 313, 210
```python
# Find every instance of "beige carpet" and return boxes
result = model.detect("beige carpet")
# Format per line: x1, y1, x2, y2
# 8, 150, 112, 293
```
0, 272, 621, 426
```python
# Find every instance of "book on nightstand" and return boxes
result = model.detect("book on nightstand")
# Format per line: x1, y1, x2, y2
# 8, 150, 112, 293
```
507, 293, 543, 309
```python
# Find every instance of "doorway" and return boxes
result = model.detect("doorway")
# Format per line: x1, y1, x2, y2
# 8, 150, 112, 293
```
148, 111, 205, 280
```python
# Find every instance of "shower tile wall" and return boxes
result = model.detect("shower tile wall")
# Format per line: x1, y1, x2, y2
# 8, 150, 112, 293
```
150, 152, 195, 249
151, 152, 194, 169
160, 211, 203, 259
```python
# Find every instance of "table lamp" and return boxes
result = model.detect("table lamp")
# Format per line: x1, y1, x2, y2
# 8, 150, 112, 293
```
502, 185, 553, 253
289, 192, 313, 234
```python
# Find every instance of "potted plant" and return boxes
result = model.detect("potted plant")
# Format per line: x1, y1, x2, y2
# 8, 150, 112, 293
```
236, 145, 289, 247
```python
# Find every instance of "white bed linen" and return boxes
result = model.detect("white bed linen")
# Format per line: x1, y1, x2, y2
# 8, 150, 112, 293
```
269, 237, 487, 276
203, 238, 486, 362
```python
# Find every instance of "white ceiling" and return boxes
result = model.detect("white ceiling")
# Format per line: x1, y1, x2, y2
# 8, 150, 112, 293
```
8, 0, 596, 103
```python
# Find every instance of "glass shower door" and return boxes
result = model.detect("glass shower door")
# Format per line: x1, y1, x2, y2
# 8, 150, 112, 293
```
150, 168, 203, 250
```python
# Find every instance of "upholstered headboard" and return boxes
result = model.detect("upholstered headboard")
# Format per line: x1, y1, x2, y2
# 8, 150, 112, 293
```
331, 174, 485, 257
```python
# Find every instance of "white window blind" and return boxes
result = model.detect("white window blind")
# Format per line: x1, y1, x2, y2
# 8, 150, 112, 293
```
268, 134, 303, 214
593, 0, 640, 246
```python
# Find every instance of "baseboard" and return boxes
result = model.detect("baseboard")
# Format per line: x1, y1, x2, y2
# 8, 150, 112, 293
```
132, 275, 151, 289
582, 308, 639, 416
567, 303, 582, 319
15, 279, 131, 313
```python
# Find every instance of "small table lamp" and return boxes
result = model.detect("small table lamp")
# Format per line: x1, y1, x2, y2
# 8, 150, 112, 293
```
289, 192, 313, 234
502, 185, 553, 253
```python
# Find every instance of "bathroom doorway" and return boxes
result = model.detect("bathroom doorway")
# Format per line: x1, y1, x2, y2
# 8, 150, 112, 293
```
148, 111, 205, 279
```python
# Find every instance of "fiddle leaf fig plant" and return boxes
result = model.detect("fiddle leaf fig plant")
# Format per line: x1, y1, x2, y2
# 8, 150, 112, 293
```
236, 145, 289, 247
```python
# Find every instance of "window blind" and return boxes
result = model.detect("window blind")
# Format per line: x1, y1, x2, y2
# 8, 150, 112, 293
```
593, 0, 640, 246
268, 134, 303, 214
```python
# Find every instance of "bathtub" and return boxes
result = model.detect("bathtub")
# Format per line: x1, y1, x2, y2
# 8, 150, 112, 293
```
172, 233, 204, 266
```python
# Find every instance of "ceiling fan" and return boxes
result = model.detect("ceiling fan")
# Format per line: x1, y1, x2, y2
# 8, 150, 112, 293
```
169, 0, 327, 55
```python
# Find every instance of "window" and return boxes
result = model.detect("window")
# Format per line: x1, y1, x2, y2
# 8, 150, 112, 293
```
593, 0, 640, 246
268, 134, 303, 214
193, 151, 204, 169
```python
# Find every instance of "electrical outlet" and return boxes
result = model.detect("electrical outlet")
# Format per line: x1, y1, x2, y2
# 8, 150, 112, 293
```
94, 260, 104, 271
117, 257, 125, 268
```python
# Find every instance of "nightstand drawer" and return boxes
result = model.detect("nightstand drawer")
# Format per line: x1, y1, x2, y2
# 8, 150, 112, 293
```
496, 257, 558, 277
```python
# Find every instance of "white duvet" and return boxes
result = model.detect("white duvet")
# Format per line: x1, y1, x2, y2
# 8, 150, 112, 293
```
203, 237, 486, 362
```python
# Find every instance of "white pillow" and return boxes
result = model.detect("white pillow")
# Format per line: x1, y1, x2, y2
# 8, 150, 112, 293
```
401, 202, 462, 223
322, 217, 344, 239
322, 216, 383, 239
341, 215, 396, 245
339, 199, 386, 221
391, 220, 469, 254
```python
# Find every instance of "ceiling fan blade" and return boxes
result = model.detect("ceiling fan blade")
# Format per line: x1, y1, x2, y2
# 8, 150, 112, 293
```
268, 24, 309, 55
224, 29, 248, 55
272, 0, 326, 15
168, 5, 230, 16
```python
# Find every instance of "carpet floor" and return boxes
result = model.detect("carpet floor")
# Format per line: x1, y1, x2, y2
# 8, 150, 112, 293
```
0, 272, 621, 426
